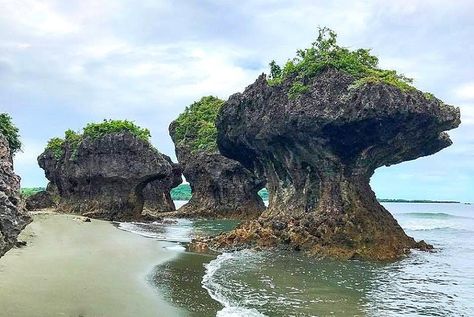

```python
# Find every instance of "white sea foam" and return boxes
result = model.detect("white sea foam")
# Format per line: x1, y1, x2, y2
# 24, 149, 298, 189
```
117, 222, 163, 239
202, 251, 267, 317
163, 245, 186, 252
116, 218, 194, 242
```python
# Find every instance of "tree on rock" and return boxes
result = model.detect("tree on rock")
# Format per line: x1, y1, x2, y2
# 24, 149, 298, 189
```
0, 113, 22, 156
169, 96, 265, 219
204, 28, 460, 261
0, 114, 31, 257
38, 120, 175, 221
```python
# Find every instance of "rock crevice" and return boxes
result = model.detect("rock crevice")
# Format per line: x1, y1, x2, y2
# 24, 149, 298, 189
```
143, 155, 183, 215
0, 134, 31, 257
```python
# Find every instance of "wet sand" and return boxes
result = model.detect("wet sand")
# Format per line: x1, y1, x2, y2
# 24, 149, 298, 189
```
0, 212, 186, 317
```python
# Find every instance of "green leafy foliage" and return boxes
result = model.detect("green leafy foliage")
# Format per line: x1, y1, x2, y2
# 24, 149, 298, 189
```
0, 113, 21, 155
46, 137, 65, 160
45, 120, 151, 160
288, 82, 310, 99
173, 96, 224, 152
21, 187, 45, 198
268, 27, 416, 98
83, 119, 151, 142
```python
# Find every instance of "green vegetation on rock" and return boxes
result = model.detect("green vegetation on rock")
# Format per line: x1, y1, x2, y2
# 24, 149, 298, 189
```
173, 96, 224, 152
45, 120, 151, 160
0, 113, 21, 155
268, 27, 420, 99
83, 120, 151, 141
46, 137, 66, 160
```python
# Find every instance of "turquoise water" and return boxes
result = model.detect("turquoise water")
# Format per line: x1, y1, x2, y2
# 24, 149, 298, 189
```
119, 202, 474, 316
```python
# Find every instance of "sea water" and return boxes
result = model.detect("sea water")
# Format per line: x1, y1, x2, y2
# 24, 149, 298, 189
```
119, 202, 474, 317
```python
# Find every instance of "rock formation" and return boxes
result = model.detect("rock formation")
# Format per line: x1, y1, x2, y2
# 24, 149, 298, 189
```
202, 68, 460, 261
0, 134, 31, 257
38, 132, 173, 221
25, 183, 59, 211
169, 96, 265, 219
143, 155, 183, 215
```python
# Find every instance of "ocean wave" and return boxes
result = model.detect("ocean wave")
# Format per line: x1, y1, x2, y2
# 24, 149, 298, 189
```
395, 212, 471, 219
405, 226, 459, 231
202, 251, 266, 317
117, 222, 164, 239
115, 219, 194, 243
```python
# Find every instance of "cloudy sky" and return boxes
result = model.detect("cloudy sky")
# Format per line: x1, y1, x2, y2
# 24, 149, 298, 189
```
1, 0, 473, 201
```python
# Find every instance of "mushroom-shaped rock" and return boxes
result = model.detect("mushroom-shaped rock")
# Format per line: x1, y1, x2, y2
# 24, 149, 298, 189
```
38, 124, 173, 221
211, 68, 460, 260
0, 133, 31, 257
143, 156, 183, 215
169, 96, 265, 219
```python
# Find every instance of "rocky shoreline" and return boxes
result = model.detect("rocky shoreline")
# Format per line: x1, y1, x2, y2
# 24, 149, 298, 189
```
0, 133, 31, 257
1, 29, 462, 262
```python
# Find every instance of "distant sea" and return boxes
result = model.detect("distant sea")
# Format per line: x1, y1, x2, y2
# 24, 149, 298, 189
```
118, 202, 474, 316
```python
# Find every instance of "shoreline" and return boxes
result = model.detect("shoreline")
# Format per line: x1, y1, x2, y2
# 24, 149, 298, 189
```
0, 212, 186, 317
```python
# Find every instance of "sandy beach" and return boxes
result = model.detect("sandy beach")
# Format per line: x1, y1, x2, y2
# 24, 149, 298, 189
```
0, 212, 186, 317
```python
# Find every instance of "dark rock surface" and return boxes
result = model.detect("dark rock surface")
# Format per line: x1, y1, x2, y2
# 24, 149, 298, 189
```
25, 191, 56, 210
0, 134, 31, 257
143, 155, 183, 215
38, 132, 173, 221
25, 183, 59, 211
204, 68, 460, 261
169, 125, 265, 219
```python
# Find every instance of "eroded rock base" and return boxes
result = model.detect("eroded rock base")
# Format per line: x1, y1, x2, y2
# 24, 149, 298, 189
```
192, 212, 433, 261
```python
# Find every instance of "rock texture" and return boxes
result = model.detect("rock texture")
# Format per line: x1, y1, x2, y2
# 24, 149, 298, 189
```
169, 125, 265, 219
38, 132, 173, 221
0, 134, 31, 257
25, 183, 59, 211
143, 155, 183, 215
25, 191, 56, 210
203, 69, 460, 261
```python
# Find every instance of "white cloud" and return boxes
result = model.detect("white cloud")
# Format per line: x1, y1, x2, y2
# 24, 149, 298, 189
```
454, 82, 474, 100
1, 0, 473, 200
14, 139, 44, 169
458, 104, 474, 125
0, 0, 79, 36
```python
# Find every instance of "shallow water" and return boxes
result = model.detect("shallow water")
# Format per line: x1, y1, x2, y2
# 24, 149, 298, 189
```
124, 202, 474, 317
2, 203, 473, 316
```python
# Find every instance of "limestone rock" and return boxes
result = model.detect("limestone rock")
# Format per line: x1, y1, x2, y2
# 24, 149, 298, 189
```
143, 156, 183, 215
0, 134, 31, 257
38, 132, 173, 221
25, 183, 59, 211
207, 68, 460, 260
169, 123, 265, 219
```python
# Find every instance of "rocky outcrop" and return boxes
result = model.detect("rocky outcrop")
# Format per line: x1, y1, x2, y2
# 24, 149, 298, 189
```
0, 134, 31, 257
25, 183, 59, 211
143, 156, 183, 215
38, 132, 173, 221
168, 97, 266, 219
202, 69, 460, 261
167, 141, 265, 219
169, 126, 265, 218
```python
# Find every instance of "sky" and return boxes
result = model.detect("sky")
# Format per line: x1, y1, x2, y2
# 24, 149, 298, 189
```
0, 0, 473, 202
